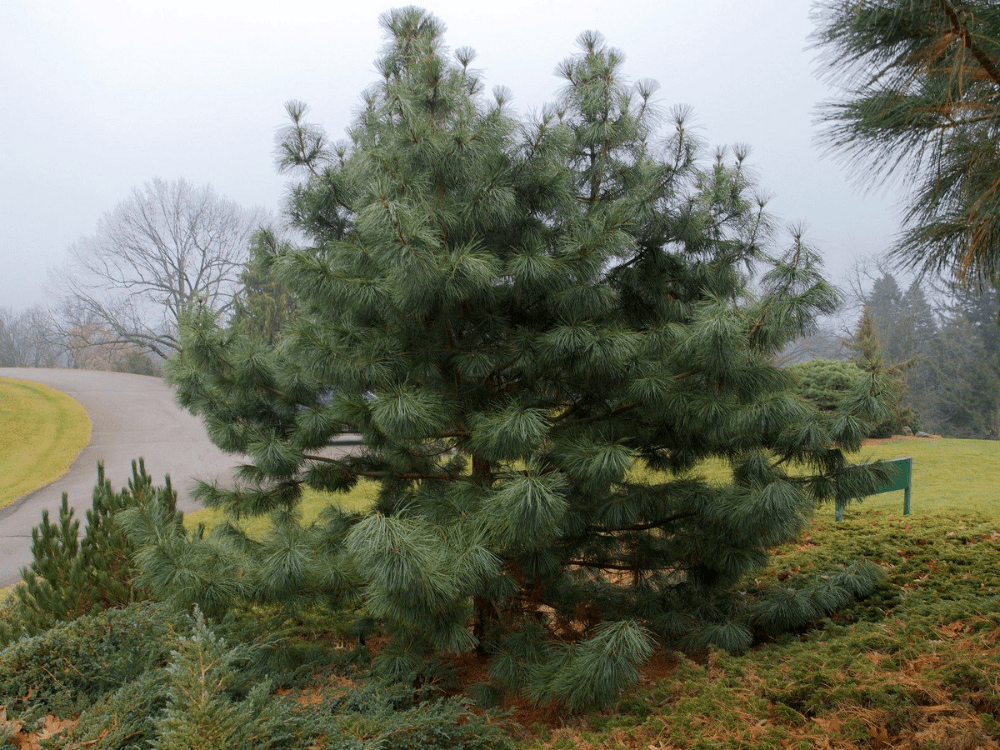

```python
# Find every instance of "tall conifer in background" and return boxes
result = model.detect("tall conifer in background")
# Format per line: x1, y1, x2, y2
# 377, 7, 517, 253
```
231, 228, 297, 345
150, 8, 889, 708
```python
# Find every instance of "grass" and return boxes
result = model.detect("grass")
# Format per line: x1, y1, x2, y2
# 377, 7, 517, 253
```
186, 436, 996, 534
0, 378, 91, 509
185, 480, 380, 536
850, 437, 1000, 514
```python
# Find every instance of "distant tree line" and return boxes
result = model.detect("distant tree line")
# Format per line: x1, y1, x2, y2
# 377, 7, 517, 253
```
0, 305, 161, 374
859, 273, 1000, 439
0, 306, 61, 368
787, 269, 1000, 440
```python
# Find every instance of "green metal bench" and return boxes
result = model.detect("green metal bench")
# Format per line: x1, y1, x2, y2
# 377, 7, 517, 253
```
835, 456, 912, 522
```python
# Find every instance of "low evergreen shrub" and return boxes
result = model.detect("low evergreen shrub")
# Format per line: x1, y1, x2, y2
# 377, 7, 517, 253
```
0, 601, 186, 724
786, 358, 864, 413
1, 599, 512, 749
50, 670, 169, 749
151, 608, 299, 750
787, 357, 917, 437
309, 679, 514, 750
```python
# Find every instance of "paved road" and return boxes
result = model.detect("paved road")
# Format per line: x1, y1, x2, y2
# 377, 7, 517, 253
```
0, 368, 241, 588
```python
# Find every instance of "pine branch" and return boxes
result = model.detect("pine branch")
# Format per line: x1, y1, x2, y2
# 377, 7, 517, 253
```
940, 0, 1000, 90
353, 470, 463, 480
554, 402, 639, 429
565, 559, 645, 572
591, 510, 698, 533
302, 454, 462, 481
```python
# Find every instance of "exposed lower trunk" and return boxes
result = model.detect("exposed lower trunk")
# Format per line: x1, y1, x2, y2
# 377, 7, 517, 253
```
472, 453, 493, 485
472, 452, 494, 652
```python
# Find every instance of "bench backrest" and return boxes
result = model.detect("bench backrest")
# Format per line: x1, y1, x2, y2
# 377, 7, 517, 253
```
835, 456, 912, 521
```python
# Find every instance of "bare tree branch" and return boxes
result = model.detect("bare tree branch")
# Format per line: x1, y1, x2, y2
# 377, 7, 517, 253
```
0, 306, 63, 367
54, 178, 269, 357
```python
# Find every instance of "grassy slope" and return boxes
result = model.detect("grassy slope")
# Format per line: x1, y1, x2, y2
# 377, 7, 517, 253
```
181, 437, 1000, 747
0, 378, 91, 508
524, 439, 1000, 749
523, 506, 1000, 749
852, 438, 1000, 514
185, 482, 380, 536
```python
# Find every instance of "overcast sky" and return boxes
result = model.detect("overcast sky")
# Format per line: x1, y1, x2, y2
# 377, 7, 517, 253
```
1, 0, 901, 311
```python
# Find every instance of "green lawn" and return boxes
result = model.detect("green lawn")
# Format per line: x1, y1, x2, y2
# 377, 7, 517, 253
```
847, 438, 1000, 516
707, 437, 999, 520
0, 378, 91, 508
185, 437, 999, 536
184, 480, 380, 536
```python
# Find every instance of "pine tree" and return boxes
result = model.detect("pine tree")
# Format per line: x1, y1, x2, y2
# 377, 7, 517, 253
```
903, 280, 938, 353
153, 608, 294, 750
849, 306, 884, 370
156, 8, 890, 708
850, 274, 942, 435
230, 228, 297, 345
918, 281, 1000, 437
939, 278, 1000, 355
865, 274, 906, 363
923, 315, 1000, 436
2, 460, 178, 641
848, 306, 911, 437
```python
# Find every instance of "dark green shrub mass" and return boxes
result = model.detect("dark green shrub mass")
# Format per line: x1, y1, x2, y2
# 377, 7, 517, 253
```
786, 358, 864, 413
788, 357, 914, 439
0, 601, 184, 722
0, 602, 510, 749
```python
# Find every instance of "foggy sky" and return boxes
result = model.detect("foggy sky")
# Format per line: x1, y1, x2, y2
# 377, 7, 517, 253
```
0, 0, 900, 311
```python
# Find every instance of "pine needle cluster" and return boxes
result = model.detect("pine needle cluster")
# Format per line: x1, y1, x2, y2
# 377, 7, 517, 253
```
0, 459, 175, 642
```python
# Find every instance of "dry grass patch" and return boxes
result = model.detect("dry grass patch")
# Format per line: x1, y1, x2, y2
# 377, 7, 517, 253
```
185, 481, 380, 536
0, 378, 90, 508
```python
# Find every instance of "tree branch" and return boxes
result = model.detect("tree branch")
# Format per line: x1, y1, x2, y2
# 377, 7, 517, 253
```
940, 0, 1000, 91
591, 510, 698, 533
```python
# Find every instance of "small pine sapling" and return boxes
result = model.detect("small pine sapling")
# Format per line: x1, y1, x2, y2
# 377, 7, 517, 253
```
1, 459, 178, 641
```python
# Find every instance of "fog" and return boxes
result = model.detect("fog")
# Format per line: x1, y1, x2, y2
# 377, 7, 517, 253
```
0, 0, 900, 310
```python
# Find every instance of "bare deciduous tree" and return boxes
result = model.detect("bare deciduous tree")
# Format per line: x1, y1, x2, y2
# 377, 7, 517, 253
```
56, 178, 268, 358
0, 306, 62, 367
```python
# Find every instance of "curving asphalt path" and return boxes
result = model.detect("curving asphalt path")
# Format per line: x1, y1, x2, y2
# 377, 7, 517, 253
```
0, 367, 242, 588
